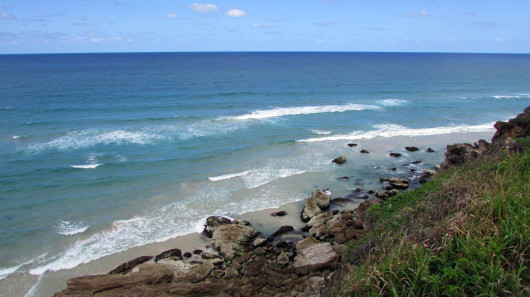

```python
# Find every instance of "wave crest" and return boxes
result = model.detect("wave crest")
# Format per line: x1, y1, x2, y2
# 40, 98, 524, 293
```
225, 103, 381, 120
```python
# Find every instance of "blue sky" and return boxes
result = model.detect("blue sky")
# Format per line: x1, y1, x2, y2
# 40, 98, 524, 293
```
0, 0, 529, 54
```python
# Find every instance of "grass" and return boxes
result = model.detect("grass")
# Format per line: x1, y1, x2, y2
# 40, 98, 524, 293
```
331, 142, 529, 297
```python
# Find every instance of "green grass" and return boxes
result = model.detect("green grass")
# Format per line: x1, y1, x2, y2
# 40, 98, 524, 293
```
332, 143, 529, 297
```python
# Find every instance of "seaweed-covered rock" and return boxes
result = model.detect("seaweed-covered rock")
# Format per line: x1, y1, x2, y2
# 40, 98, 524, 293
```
332, 155, 347, 164
203, 216, 232, 238
311, 189, 331, 209
108, 256, 153, 275
405, 146, 420, 152
155, 249, 182, 263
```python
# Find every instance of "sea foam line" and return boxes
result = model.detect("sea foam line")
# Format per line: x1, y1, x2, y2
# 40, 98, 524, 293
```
70, 164, 102, 169
225, 103, 382, 120
297, 123, 496, 143
0, 260, 33, 280
376, 99, 409, 106
209, 168, 306, 189
56, 220, 89, 236
208, 170, 251, 181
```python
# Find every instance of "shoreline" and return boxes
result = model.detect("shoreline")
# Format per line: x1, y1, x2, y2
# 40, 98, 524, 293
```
2, 130, 496, 297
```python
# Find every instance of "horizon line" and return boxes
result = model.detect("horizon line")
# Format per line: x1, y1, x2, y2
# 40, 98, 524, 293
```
2, 50, 529, 56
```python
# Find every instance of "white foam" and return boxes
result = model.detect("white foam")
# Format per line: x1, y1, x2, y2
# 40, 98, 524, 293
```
70, 164, 102, 169
0, 260, 32, 280
297, 123, 496, 143
23, 274, 43, 297
376, 99, 409, 106
12, 135, 21, 139
56, 220, 89, 236
225, 103, 381, 120
493, 95, 521, 99
310, 129, 333, 135
208, 170, 251, 181
242, 168, 306, 189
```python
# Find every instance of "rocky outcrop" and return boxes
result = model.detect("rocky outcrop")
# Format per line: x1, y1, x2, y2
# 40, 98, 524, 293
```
389, 153, 402, 158
155, 248, 182, 263
405, 146, 420, 152
301, 198, 321, 222
311, 189, 331, 209
211, 224, 260, 260
202, 216, 232, 238
492, 106, 530, 144
440, 142, 487, 169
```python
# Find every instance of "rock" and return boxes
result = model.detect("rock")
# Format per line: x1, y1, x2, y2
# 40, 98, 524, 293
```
331, 197, 350, 204
192, 249, 203, 255
354, 198, 384, 222
380, 177, 409, 184
337, 176, 350, 181
440, 143, 485, 169
347, 143, 358, 147
411, 160, 422, 164
301, 198, 322, 222
155, 249, 182, 263
293, 243, 338, 275
211, 270, 225, 278
296, 236, 320, 251
386, 189, 400, 196
233, 219, 250, 226
108, 256, 153, 275
271, 210, 287, 217
426, 147, 435, 152
183, 252, 192, 258
311, 189, 331, 209
389, 152, 402, 158
60, 264, 173, 296
224, 267, 239, 279
405, 146, 420, 152
203, 216, 232, 238
307, 212, 333, 227
270, 225, 294, 238
492, 106, 530, 144
253, 236, 268, 247
167, 281, 226, 296
277, 252, 290, 265
179, 261, 215, 283
375, 191, 388, 199
309, 224, 328, 240
201, 252, 221, 260
332, 155, 347, 164
360, 149, 369, 154
389, 182, 408, 190
211, 224, 260, 260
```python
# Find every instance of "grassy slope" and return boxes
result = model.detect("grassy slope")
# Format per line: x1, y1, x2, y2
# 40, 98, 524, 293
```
332, 141, 529, 296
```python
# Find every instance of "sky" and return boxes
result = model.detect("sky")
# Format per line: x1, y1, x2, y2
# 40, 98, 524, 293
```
0, 0, 529, 54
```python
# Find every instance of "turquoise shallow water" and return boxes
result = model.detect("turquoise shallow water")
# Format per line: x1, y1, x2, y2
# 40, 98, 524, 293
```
1, 52, 529, 286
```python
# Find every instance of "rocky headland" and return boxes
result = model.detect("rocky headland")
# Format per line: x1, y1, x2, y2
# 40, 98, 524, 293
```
55, 106, 530, 297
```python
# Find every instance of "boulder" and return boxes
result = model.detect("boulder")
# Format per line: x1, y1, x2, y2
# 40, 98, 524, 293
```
293, 243, 338, 275
347, 143, 358, 147
211, 224, 260, 260
177, 261, 216, 283
301, 198, 322, 222
354, 198, 384, 222
155, 248, 182, 263
426, 147, 435, 152
389, 153, 402, 158
271, 210, 287, 217
332, 155, 347, 164
203, 216, 232, 238
311, 189, 331, 209
360, 149, 369, 154
296, 236, 320, 251
277, 252, 290, 265
440, 143, 485, 169
201, 252, 221, 260
252, 236, 268, 247
108, 256, 153, 275
492, 106, 530, 144
405, 146, 420, 152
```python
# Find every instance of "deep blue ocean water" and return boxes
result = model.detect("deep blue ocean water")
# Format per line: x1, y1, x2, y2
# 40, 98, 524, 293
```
1, 52, 529, 289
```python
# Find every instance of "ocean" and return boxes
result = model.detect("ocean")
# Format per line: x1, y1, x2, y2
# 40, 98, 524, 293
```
1, 52, 529, 296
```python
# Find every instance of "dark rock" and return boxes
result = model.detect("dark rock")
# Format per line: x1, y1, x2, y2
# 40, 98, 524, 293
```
183, 252, 192, 258
270, 225, 294, 238
426, 147, 435, 152
390, 167, 397, 171
355, 194, 369, 199
405, 146, 420, 152
168, 281, 226, 296
354, 198, 384, 222
347, 143, 358, 147
155, 249, 182, 263
368, 190, 375, 194
271, 210, 287, 217
337, 176, 350, 181
201, 252, 222, 260
411, 160, 422, 164
203, 216, 232, 238
389, 153, 402, 158
332, 209, 340, 215
492, 106, 530, 144
301, 225, 312, 232
192, 249, 203, 255
440, 143, 485, 169
360, 149, 369, 154
332, 155, 347, 164
331, 197, 350, 204
109, 256, 153, 275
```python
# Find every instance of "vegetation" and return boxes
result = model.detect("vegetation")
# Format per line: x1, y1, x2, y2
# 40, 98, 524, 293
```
332, 143, 529, 296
